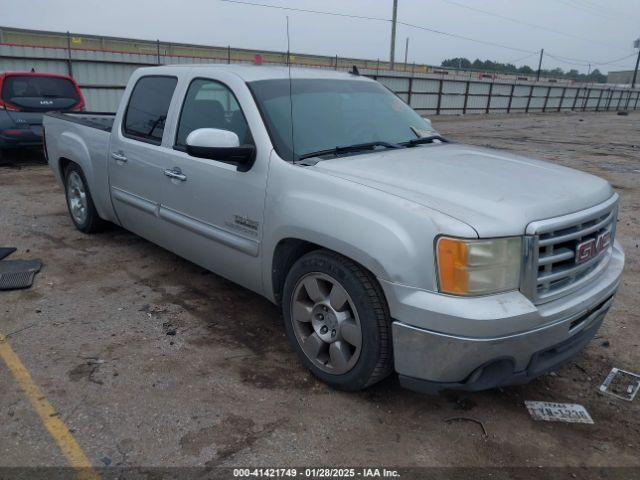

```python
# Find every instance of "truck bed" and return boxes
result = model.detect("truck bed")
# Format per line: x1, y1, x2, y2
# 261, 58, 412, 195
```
45, 111, 115, 132
43, 110, 117, 224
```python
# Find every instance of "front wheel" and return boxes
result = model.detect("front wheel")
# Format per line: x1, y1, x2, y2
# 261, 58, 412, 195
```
282, 250, 393, 391
64, 163, 105, 233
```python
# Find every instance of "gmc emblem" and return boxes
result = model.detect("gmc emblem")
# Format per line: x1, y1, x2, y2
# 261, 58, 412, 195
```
576, 231, 610, 264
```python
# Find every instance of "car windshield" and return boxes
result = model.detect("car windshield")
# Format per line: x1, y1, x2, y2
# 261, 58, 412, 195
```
248, 78, 438, 161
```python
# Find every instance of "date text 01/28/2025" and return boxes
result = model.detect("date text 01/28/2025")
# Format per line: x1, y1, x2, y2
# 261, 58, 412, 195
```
232, 468, 401, 478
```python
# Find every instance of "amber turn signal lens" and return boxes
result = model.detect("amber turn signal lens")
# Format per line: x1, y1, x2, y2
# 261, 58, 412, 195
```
436, 236, 522, 296
437, 237, 469, 295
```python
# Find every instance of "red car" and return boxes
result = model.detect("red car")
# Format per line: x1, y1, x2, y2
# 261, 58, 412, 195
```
0, 72, 85, 159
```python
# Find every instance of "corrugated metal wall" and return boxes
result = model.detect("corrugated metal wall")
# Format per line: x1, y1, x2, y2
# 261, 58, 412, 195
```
2, 31, 639, 114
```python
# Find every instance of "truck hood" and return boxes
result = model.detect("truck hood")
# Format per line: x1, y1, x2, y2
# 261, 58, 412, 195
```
312, 143, 613, 237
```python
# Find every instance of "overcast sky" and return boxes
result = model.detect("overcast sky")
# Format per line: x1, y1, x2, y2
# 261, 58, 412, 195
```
1, 0, 639, 73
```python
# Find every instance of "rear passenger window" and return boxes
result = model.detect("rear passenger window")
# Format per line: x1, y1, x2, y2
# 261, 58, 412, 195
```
123, 76, 177, 144
175, 79, 251, 149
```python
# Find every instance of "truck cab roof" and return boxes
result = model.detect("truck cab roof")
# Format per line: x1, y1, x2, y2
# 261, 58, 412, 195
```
132, 64, 375, 83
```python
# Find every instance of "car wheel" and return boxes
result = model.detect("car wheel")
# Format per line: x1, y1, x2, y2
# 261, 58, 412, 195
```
282, 249, 393, 390
64, 163, 105, 233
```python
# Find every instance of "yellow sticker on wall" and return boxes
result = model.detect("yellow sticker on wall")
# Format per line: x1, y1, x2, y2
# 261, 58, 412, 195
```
71, 37, 82, 44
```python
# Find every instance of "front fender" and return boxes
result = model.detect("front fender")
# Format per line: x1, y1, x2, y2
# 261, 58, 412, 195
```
261, 156, 477, 301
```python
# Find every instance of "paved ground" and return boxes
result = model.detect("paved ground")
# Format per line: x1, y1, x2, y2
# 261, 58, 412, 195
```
0, 111, 639, 473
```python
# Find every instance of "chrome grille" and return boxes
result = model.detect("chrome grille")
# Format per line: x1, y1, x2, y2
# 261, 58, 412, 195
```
521, 195, 618, 304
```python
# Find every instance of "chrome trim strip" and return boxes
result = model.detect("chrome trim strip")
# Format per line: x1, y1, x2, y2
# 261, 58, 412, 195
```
158, 206, 259, 257
537, 211, 614, 247
111, 187, 156, 216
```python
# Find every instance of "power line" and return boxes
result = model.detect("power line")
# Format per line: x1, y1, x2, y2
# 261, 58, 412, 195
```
547, 51, 637, 67
507, 52, 540, 64
219, 0, 388, 21
545, 52, 636, 69
395, 20, 537, 54
220, 0, 538, 54
440, 0, 621, 49
554, 0, 632, 23
219, 0, 636, 70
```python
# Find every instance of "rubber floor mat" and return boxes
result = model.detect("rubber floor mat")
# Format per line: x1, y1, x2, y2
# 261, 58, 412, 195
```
0, 259, 42, 290
0, 247, 16, 261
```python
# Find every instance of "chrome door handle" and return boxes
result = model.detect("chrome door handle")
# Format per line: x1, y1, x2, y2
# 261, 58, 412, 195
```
163, 168, 187, 181
111, 152, 128, 163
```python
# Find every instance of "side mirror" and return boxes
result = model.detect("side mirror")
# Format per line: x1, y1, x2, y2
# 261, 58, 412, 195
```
185, 128, 255, 171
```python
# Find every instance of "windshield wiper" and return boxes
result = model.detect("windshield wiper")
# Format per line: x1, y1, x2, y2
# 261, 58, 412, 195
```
297, 141, 402, 161
402, 135, 449, 147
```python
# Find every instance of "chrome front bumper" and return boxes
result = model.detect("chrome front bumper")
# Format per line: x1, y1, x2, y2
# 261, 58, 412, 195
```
382, 241, 624, 392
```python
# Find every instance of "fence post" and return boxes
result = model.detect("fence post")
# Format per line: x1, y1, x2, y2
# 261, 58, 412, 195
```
595, 88, 604, 111
156, 39, 161, 65
542, 86, 551, 112
558, 86, 566, 112
436, 79, 443, 115
583, 88, 591, 111
525, 84, 533, 113
227, 45, 231, 64
486, 81, 493, 114
616, 90, 624, 111
624, 90, 632, 110
65, 31, 73, 77
463, 80, 469, 114
572, 87, 580, 111
507, 84, 515, 113
407, 77, 413, 108
376, 58, 380, 76
335, 55, 338, 70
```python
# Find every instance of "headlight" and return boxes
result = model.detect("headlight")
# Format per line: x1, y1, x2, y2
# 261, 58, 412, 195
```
436, 236, 522, 296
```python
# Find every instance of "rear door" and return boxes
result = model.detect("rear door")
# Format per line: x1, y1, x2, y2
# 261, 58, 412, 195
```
107, 75, 180, 243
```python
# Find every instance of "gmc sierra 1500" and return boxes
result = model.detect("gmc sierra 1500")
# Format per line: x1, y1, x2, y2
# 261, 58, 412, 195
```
44, 65, 624, 393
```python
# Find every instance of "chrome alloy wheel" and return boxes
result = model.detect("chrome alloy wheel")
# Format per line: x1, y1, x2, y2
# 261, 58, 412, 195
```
290, 272, 363, 374
66, 170, 88, 225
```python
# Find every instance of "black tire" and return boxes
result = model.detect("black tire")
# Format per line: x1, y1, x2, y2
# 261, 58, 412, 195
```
63, 163, 105, 234
282, 249, 393, 391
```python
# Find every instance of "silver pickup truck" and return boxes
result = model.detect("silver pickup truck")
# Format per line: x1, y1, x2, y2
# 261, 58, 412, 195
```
44, 65, 625, 393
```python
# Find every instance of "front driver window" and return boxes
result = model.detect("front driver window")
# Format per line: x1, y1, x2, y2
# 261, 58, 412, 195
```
175, 78, 251, 149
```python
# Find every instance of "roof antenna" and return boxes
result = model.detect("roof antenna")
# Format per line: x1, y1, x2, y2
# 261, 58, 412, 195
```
349, 65, 360, 76
286, 16, 296, 163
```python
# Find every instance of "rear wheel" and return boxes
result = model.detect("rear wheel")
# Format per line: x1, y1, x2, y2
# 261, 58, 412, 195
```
282, 250, 393, 390
64, 163, 105, 233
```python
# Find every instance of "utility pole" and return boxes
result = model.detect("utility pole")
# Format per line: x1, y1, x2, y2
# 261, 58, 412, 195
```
390, 0, 398, 70
404, 37, 409, 71
632, 38, 640, 89
536, 48, 544, 81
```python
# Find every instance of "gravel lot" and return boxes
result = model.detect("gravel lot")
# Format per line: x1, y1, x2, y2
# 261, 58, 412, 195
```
0, 111, 638, 474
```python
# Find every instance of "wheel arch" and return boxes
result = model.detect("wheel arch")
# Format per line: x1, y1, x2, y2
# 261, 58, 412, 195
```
269, 237, 387, 307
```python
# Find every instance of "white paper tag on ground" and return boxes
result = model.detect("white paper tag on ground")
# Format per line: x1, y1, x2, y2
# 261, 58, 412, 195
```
525, 401, 594, 424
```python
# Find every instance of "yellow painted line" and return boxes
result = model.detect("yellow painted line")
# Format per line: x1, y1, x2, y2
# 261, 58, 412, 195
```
0, 332, 100, 480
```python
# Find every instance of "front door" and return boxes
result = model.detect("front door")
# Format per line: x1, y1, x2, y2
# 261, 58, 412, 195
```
154, 77, 268, 293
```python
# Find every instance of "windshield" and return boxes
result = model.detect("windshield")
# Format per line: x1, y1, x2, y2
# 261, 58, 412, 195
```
248, 78, 438, 161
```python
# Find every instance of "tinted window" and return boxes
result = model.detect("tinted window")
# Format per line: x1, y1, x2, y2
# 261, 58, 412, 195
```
1, 75, 80, 111
249, 79, 437, 161
175, 78, 250, 148
124, 76, 177, 144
